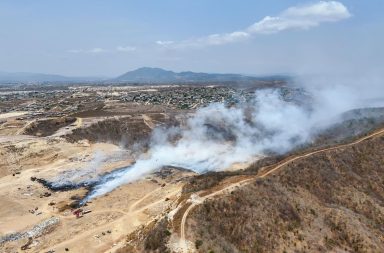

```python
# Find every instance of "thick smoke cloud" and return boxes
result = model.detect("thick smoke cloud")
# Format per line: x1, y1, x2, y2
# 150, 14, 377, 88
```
83, 84, 384, 201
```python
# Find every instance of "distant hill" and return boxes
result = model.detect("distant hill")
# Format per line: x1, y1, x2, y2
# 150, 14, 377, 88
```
0, 71, 103, 83
114, 67, 286, 83
0, 68, 289, 84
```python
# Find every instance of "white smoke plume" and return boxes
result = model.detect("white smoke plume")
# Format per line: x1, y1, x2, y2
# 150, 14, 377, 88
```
83, 84, 384, 201
51, 151, 106, 187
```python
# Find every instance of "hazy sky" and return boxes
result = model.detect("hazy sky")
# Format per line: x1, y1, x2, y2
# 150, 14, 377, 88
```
0, 0, 383, 77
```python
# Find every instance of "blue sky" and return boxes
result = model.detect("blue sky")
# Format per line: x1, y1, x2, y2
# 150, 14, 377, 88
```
0, 1, 383, 76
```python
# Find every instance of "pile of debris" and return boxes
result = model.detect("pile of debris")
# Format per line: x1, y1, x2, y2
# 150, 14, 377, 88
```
0, 217, 60, 244
28, 207, 42, 216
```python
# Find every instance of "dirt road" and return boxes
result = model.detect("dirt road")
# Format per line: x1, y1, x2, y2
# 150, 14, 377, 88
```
178, 127, 384, 252
16, 119, 36, 135
39, 186, 181, 253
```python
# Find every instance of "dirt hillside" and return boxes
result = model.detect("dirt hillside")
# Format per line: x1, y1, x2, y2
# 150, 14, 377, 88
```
181, 133, 384, 252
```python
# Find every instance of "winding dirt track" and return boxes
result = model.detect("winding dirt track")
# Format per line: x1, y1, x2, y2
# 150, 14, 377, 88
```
178, 127, 384, 252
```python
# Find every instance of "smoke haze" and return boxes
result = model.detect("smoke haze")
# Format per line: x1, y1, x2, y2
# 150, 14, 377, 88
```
51, 151, 106, 188
83, 82, 384, 201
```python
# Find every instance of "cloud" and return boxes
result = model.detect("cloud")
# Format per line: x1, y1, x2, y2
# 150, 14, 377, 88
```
158, 1, 351, 49
67, 46, 136, 54
88, 47, 107, 53
67, 48, 107, 54
156, 40, 174, 46
282, 1, 351, 21
116, 46, 136, 52
248, 1, 351, 34
193, 31, 250, 46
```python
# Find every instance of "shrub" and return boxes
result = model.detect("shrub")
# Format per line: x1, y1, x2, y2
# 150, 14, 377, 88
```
195, 239, 203, 249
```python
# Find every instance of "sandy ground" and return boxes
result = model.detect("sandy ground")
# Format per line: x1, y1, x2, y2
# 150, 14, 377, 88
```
0, 104, 246, 253
51, 117, 108, 137
0, 117, 195, 253
225, 158, 261, 172
0, 111, 27, 120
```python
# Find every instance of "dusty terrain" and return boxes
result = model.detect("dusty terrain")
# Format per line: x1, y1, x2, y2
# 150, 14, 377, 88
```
1, 83, 384, 253
0, 85, 202, 253
0, 123, 195, 253
0, 82, 268, 253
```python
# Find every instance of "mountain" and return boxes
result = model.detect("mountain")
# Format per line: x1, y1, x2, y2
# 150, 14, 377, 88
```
0, 68, 289, 84
115, 67, 176, 82
0, 71, 103, 83
115, 67, 284, 83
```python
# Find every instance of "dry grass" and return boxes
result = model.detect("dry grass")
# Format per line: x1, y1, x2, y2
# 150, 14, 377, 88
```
186, 135, 384, 252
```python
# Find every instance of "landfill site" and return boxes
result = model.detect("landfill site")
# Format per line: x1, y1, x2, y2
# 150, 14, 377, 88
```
2, 80, 384, 253
0, 82, 273, 252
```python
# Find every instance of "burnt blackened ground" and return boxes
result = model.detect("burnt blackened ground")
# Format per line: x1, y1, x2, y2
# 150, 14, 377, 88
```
32, 165, 132, 206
